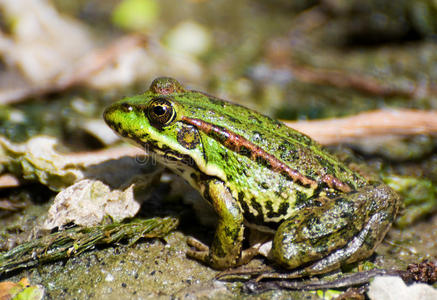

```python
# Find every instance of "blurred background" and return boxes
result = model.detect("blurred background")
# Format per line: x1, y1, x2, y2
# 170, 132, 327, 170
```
1, 0, 436, 123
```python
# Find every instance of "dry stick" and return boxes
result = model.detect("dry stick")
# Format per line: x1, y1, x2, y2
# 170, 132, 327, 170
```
242, 260, 437, 292
65, 144, 144, 166
0, 34, 148, 105
284, 109, 437, 145
0, 174, 20, 188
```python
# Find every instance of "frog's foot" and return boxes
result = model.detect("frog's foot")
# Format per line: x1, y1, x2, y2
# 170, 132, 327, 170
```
186, 236, 209, 262
238, 247, 260, 265
187, 237, 262, 270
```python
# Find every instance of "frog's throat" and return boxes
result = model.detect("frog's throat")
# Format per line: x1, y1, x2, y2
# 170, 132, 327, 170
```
181, 116, 351, 191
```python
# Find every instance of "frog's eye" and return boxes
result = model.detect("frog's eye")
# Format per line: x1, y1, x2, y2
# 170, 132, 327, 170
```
147, 97, 176, 127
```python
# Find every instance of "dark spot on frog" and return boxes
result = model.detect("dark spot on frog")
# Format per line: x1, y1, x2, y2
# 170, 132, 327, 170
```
294, 190, 309, 207
259, 182, 269, 189
119, 129, 130, 138
340, 210, 352, 219
241, 198, 265, 226
256, 156, 272, 169
224, 225, 240, 240
250, 197, 264, 216
190, 172, 198, 181
226, 114, 241, 124
238, 192, 245, 203
277, 201, 289, 216
313, 200, 323, 207
177, 124, 200, 150
220, 151, 229, 161
238, 145, 252, 158
212, 237, 226, 257
120, 102, 132, 112
265, 200, 275, 218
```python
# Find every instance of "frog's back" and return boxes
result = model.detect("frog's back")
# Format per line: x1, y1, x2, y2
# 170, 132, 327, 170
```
175, 91, 365, 191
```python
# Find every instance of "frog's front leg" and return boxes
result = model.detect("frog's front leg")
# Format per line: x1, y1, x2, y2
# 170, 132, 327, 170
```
187, 179, 253, 269
270, 183, 399, 275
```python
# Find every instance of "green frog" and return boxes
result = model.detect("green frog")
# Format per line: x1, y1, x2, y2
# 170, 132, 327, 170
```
103, 77, 399, 276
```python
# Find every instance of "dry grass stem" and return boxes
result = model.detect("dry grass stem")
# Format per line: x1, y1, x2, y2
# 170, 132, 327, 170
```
285, 109, 437, 145
0, 174, 20, 188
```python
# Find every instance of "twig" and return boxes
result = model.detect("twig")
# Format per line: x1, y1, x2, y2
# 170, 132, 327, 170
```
243, 269, 401, 293
242, 260, 437, 293
284, 109, 437, 145
64, 144, 144, 166
0, 174, 20, 188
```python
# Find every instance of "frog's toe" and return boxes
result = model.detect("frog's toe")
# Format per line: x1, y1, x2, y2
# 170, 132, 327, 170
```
186, 248, 209, 262
238, 247, 261, 265
187, 237, 209, 251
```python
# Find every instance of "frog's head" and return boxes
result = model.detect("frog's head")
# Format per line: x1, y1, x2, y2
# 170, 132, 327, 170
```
103, 77, 213, 177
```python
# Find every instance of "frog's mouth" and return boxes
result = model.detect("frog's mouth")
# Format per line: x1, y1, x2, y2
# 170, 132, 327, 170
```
103, 111, 201, 172
127, 134, 200, 172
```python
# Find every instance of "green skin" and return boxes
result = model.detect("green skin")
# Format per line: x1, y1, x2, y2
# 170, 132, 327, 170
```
103, 77, 400, 275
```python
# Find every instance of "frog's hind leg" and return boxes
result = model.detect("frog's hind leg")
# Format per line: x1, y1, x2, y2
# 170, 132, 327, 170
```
270, 183, 399, 276
298, 209, 388, 276
338, 184, 399, 266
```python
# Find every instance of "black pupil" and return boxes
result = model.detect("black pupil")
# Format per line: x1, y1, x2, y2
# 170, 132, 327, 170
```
153, 105, 166, 116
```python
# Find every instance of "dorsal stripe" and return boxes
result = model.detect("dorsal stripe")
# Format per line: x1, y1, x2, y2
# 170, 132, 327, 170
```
182, 117, 320, 189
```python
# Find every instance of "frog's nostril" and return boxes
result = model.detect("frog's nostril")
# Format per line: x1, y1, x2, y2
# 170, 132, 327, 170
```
121, 103, 133, 112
